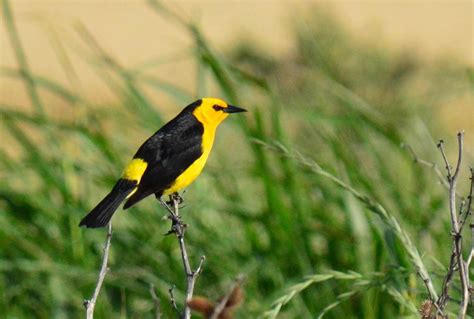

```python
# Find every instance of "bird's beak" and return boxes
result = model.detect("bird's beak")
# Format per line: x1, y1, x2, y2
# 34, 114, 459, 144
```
224, 105, 247, 113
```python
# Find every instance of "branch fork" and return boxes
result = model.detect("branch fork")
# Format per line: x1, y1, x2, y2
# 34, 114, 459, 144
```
160, 193, 206, 319
434, 132, 472, 319
407, 133, 472, 318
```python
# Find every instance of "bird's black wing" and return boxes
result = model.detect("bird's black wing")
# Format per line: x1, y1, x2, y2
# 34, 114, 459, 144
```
123, 112, 204, 209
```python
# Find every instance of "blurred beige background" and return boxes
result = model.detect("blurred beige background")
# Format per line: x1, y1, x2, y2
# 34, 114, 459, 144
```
1, 0, 472, 128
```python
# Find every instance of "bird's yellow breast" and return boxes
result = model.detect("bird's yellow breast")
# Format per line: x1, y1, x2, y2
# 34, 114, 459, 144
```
163, 123, 216, 195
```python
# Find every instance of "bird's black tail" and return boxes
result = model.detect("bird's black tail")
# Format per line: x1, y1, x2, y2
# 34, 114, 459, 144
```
79, 179, 136, 228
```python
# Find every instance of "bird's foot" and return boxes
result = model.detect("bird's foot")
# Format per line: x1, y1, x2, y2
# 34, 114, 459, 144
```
166, 192, 184, 206
159, 192, 186, 236
165, 213, 187, 237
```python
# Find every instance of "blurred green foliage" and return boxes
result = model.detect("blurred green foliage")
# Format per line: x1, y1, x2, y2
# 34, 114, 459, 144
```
1, 1, 473, 318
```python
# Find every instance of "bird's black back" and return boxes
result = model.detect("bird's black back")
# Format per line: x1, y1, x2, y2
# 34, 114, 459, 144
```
123, 100, 204, 208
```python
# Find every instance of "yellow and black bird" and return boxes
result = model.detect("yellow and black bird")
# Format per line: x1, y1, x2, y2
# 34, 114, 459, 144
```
79, 98, 246, 228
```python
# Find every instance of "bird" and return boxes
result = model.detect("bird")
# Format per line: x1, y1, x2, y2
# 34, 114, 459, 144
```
79, 98, 246, 228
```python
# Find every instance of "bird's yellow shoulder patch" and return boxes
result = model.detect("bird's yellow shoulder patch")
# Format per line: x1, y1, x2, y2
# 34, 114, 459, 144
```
122, 158, 148, 183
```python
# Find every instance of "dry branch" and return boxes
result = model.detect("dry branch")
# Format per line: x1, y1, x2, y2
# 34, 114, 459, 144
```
465, 168, 474, 307
169, 285, 180, 315
402, 134, 473, 318
83, 222, 113, 319
160, 194, 205, 319
435, 133, 471, 319
401, 143, 450, 190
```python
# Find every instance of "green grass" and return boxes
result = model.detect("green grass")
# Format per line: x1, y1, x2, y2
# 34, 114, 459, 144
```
1, 1, 473, 318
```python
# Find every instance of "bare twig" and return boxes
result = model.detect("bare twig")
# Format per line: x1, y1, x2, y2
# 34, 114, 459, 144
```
403, 137, 474, 318
169, 285, 179, 314
461, 168, 473, 235
437, 250, 458, 314
401, 143, 450, 190
436, 133, 470, 318
458, 200, 466, 229
466, 168, 474, 306
149, 284, 161, 319
160, 194, 206, 319
83, 222, 113, 319
210, 275, 245, 319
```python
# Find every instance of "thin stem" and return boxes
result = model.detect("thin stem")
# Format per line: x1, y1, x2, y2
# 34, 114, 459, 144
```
169, 285, 179, 315
460, 168, 473, 232
452, 134, 469, 319
466, 168, 474, 306
401, 143, 450, 190
437, 140, 452, 179
149, 284, 161, 319
84, 223, 113, 319
172, 198, 193, 277
437, 251, 458, 312
436, 133, 470, 319
161, 194, 205, 319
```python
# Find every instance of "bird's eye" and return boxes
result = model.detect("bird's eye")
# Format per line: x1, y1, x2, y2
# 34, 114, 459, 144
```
213, 104, 224, 111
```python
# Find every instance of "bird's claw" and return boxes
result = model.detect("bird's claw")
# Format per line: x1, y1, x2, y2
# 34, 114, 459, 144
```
169, 193, 184, 205
165, 212, 187, 236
